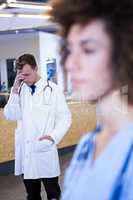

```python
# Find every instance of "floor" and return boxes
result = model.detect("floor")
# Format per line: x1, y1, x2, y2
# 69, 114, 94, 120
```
0, 150, 73, 200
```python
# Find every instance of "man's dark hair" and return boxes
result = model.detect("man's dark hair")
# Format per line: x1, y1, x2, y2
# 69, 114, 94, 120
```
15, 54, 37, 70
49, 0, 133, 104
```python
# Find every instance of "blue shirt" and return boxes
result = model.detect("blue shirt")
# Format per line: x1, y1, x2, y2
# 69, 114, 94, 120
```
61, 123, 133, 200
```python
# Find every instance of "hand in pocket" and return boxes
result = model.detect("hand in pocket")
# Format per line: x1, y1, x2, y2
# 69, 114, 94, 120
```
34, 139, 53, 152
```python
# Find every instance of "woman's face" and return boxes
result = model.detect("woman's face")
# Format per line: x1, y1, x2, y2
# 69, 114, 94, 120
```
65, 20, 114, 101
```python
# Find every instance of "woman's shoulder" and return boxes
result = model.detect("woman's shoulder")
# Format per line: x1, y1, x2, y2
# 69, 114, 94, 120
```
71, 131, 95, 161
64, 132, 95, 181
77, 125, 101, 151
73, 125, 102, 161
78, 132, 94, 148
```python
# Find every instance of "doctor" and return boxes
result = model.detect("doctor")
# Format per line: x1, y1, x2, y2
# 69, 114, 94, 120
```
4, 54, 71, 200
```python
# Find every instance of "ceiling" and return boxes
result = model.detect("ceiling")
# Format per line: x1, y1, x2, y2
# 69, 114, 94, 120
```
0, 0, 56, 34
0, 0, 48, 3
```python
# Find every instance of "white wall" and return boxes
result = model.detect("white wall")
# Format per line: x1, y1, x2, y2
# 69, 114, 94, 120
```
0, 33, 39, 59
38, 32, 64, 90
0, 33, 39, 85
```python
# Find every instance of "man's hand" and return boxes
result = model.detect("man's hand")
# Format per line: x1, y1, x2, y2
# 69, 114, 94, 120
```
38, 135, 55, 143
12, 72, 24, 94
34, 135, 54, 152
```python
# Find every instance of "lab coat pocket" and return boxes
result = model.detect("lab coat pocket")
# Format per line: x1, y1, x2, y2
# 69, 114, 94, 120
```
33, 140, 53, 153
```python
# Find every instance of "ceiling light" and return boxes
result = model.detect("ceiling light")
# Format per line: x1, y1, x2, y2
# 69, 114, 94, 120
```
0, 13, 14, 17
8, 2, 52, 11
0, 3, 7, 10
17, 14, 51, 19
7, 0, 16, 3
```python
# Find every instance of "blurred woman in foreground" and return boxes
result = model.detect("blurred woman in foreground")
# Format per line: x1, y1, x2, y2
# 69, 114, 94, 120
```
50, 0, 133, 199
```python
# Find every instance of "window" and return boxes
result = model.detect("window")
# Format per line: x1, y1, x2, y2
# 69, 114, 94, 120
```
6, 59, 16, 91
0, 59, 16, 108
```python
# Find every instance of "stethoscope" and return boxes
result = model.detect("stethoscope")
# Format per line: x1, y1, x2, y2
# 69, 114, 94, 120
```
43, 79, 52, 93
19, 79, 53, 105
42, 79, 53, 105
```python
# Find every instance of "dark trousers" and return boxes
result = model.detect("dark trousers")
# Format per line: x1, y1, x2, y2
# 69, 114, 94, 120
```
23, 177, 61, 200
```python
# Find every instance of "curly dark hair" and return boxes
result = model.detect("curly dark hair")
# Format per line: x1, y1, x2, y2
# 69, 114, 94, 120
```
49, 0, 133, 104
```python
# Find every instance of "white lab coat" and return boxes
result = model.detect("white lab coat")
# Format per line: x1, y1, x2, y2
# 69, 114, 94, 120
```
4, 78, 71, 179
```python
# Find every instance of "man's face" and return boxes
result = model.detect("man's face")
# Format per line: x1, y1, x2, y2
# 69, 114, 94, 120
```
65, 20, 114, 102
18, 64, 37, 86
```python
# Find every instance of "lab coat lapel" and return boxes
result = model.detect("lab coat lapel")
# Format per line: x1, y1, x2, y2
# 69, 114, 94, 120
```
29, 79, 53, 135
34, 78, 47, 94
